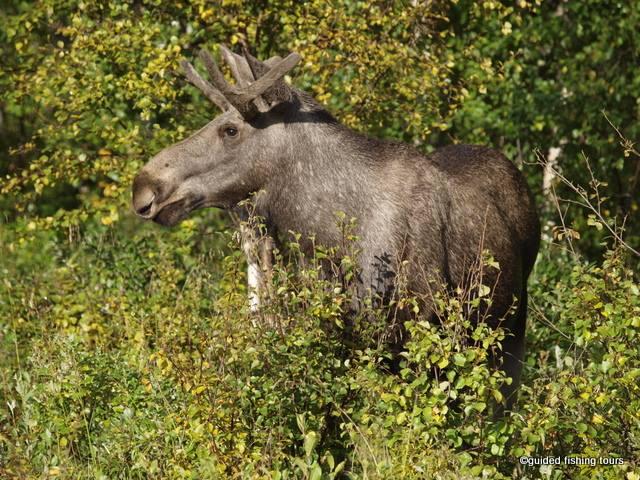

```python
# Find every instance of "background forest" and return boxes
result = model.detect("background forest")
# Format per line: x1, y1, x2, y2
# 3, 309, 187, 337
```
1, 0, 639, 478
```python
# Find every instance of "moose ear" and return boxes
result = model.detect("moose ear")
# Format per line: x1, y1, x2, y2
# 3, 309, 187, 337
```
242, 47, 295, 106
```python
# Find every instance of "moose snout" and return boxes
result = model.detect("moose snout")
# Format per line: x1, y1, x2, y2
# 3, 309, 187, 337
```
132, 171, 160, 219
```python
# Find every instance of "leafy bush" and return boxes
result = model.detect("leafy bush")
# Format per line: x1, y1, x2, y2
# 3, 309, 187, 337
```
2, 212, 639, 478
2, 1, 640, 478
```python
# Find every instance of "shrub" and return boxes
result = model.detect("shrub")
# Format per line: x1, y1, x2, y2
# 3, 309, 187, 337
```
3, 211, 637, 479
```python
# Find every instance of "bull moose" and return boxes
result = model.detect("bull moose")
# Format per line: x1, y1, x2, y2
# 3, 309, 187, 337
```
132, 45, 540, 409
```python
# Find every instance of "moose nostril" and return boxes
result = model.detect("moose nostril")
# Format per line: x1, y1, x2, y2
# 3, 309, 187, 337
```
134, 191, 155, 217
137, 200, 154, 217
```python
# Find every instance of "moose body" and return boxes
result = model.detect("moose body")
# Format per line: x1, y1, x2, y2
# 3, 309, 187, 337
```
132, 46, 540, 408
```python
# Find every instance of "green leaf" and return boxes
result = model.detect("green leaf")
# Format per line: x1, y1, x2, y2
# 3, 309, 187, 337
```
304, 431, 318, 459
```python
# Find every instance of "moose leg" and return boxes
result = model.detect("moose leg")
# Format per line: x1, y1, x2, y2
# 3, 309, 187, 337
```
493, 289, 527, 416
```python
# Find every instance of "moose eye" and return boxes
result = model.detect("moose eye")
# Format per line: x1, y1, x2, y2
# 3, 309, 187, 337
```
223, 126, 238, 137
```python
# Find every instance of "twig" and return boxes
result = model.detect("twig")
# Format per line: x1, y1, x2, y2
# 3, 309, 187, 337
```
534, 149, 640, 257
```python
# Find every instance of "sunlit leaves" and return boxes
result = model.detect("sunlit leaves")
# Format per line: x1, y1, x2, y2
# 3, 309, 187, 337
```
2, 0, 458, 228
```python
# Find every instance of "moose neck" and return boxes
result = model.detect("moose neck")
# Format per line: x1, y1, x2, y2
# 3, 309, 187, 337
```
260, 105, 387, 248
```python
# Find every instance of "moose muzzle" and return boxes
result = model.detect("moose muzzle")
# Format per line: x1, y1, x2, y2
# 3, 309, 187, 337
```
132, 170, 161, 219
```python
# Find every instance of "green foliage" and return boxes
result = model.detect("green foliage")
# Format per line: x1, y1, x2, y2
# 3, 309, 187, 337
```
2, 0, 640, 478
446, 1, 640, 241
514, 249, 640, 479
1, 0, 455, 225
2, 214, 639, 478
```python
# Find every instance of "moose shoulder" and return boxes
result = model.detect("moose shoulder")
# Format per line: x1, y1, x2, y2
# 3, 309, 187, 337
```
132, 46, 540, 409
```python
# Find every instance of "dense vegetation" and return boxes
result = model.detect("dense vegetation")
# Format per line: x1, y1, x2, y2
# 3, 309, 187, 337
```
1, 1, 639, 478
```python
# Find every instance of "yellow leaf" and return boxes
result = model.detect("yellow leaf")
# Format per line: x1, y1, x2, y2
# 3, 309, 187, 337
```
478, 284, 491, 297
438, 357, 449, 369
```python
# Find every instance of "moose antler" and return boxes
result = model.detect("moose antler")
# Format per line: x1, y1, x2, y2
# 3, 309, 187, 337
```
180, 46, 301, 118
219, 45, 271, 111
219, 44, 254, 88
180, 59, 230, 112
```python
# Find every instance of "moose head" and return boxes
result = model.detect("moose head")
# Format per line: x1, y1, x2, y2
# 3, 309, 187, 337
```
132, 46, 302, 226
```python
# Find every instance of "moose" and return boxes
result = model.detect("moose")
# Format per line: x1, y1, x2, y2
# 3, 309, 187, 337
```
132, 45, 540, 409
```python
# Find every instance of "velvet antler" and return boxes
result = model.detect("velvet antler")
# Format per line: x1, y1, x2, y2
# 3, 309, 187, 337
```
180, 46, 301, 118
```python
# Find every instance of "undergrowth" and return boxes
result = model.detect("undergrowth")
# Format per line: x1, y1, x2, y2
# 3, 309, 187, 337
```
1, 210, 639, 479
